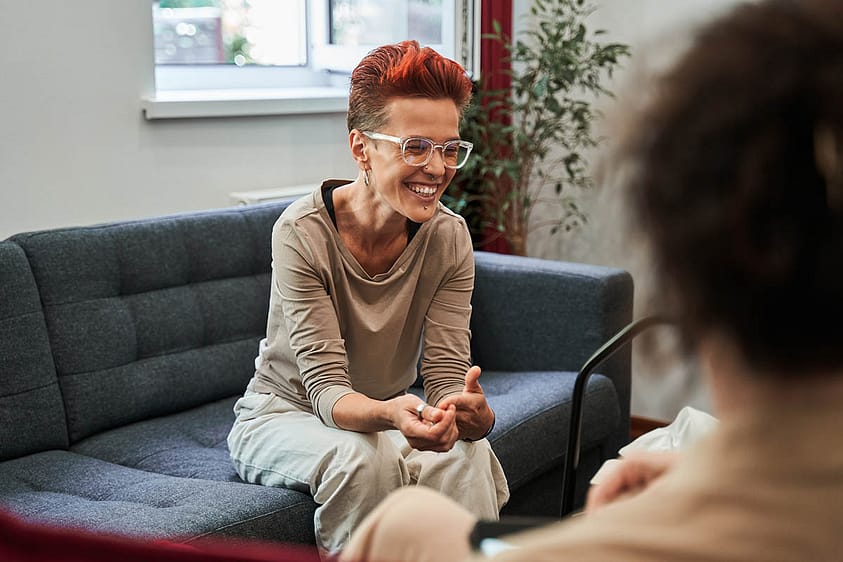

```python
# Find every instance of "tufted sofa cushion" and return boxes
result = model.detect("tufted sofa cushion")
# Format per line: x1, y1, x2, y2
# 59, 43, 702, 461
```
480, 371, 618, 491
12, 204, 283, 443
71, 397, 244, 482
0, 450, 315, 544
0, 241, 68, 461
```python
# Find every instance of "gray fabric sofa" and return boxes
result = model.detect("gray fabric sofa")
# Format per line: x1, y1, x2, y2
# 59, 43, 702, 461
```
0, 200, 633, 545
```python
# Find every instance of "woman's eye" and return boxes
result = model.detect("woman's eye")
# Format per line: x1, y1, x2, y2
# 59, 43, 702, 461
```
404, 139, 430, 154
443, 145, 460, 157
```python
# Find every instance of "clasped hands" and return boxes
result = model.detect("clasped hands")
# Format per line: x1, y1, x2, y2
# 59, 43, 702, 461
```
398, 366, 495, 452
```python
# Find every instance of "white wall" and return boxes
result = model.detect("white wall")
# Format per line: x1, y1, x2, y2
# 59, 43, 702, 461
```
522, 0, 746, 263
514, 0, 754, 421
0, 0, 355, 240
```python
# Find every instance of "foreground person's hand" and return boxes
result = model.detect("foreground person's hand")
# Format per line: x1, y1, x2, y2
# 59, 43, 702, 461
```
585, 450, 681, 515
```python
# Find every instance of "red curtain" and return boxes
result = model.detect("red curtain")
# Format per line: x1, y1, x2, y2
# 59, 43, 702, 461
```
480, 0, 513, 95
479, 0, 513, 254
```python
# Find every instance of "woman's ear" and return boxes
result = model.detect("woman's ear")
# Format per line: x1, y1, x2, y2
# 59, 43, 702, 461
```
349, 129, 368, 168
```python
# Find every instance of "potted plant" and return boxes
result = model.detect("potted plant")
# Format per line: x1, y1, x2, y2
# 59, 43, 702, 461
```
448, 0, 629, 256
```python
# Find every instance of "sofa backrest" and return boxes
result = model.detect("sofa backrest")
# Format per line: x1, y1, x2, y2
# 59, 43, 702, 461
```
12, 202, 291, 443
0, 241, 69, 460
471, 250, 634, 429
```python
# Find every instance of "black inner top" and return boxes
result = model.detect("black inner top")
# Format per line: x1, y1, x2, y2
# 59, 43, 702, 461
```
321, 180, 421, 242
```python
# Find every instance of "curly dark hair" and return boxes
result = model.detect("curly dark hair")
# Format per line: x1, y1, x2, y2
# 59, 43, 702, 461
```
625, 0, 843, 375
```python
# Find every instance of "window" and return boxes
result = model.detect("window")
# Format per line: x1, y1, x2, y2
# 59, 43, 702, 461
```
153, 1, 307, 67
311, 0, 457, 73
145, 0, 478, 119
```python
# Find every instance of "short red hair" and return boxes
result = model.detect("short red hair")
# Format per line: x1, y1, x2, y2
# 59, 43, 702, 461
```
347, 40, 472, 132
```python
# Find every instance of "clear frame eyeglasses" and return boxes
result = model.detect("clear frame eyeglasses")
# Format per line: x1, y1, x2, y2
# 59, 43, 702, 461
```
362, 131, 474, 170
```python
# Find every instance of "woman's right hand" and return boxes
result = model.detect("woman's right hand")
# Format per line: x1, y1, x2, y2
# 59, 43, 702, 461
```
392, 395, 460, 452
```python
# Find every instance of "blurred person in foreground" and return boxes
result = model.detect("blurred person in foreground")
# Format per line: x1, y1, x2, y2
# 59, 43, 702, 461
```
340, 0, 843, 560
226, 40, 508, 556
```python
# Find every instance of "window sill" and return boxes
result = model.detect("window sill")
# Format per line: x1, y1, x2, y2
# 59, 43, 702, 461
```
141, 87, 348, 120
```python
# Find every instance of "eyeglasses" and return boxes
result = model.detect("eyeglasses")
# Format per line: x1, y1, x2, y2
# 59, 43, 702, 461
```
362, 131, 474, 169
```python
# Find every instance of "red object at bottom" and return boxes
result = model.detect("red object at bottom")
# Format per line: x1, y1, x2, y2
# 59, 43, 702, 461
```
0, 510, 320, 562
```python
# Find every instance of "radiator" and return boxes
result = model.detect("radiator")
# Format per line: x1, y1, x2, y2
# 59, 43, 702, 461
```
229, 184, 317, 206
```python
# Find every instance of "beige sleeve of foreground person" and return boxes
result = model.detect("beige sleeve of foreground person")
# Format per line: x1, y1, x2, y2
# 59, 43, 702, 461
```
339, 486, 476, 562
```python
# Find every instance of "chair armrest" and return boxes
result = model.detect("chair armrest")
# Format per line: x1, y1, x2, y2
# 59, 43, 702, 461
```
470, 251, 634, 424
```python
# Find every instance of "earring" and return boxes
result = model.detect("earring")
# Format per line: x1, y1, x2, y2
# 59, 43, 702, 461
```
363, 169, 371, 187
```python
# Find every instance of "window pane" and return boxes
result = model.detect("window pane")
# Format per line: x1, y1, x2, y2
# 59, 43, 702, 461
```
153, 0, 306, 66
330, 0, 443, 46
408, 0, 443, 44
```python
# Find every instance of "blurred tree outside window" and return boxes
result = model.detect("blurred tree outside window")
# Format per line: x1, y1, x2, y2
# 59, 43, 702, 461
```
152, 0, 455, 75
153, 0, 306, 67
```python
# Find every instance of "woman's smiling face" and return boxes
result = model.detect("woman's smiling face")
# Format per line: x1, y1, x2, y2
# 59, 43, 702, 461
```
364, 97, 461, 223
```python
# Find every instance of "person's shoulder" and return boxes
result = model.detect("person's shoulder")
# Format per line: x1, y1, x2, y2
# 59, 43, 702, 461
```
276, 190, 320, 225
435, 201, 467, 223
422, 203, 473, 260
273, 185, 334, 237
429, 202, 470, 235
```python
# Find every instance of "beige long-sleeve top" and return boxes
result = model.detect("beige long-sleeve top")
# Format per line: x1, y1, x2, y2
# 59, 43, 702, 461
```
251, 184, 472, 428
476, 393, 843, 561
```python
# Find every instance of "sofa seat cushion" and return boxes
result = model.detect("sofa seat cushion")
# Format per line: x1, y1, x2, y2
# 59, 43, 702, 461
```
486, 371, 619, 490
0, 450, 316, 544
74, 372, 618, 508
72, 397, 241, 482
413, 370, 620, 491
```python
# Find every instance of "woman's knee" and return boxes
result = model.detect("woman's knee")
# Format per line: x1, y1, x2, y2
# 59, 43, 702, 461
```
329, 431, 410, 485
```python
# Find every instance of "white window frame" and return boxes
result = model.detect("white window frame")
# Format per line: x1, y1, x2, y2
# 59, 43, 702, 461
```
142, 0, 479, 120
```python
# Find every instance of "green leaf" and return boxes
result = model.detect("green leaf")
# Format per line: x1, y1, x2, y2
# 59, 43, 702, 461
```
533, 76, 548, 98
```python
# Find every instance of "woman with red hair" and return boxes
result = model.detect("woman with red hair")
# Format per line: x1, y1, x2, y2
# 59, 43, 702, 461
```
227, 41, 508, 556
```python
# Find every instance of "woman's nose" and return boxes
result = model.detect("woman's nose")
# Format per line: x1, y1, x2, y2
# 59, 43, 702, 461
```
424, 147, 447, 175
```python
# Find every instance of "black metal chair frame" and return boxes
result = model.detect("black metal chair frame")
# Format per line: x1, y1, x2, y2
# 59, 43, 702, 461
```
469, 315, 676, 547
560, 314, 675, 516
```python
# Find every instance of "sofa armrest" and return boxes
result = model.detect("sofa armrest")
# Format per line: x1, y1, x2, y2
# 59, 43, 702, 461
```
470, 251, 634, 425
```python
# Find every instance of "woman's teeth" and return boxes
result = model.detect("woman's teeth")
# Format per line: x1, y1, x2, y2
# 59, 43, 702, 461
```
407, 184, 437, 196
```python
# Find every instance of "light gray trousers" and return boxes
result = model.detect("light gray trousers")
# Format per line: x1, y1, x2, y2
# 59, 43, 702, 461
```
227, 388, 509, 553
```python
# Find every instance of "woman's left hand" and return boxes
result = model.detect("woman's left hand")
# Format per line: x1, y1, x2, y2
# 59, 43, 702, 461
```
436, 366, 495, 441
